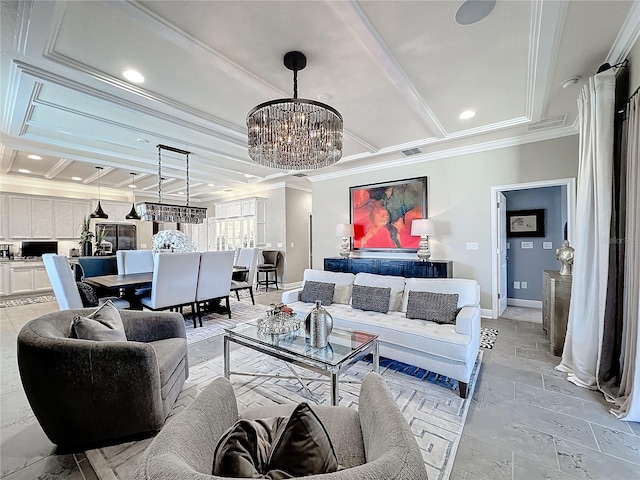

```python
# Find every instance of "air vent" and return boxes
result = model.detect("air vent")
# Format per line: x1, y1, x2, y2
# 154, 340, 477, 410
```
401, 147, 423, 156
528, 114, 567, 132
292, 173, 308, 177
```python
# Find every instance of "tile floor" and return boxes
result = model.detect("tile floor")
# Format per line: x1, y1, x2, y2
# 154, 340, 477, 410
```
1, 299, 638, 479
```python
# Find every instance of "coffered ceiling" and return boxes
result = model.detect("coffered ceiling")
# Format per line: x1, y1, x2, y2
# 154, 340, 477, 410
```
1, 0, 638, 202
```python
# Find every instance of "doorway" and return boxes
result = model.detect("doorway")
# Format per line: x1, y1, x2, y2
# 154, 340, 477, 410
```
490, 178, 575, 319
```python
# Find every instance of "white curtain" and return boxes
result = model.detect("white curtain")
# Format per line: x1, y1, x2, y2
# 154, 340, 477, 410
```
607, 91, 640, 421
557, 70, 615, 388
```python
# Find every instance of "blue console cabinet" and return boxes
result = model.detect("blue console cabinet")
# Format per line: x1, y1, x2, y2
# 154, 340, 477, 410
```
323, 257, 452, 278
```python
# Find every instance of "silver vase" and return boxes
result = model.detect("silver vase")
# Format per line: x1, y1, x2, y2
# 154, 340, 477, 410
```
305, 300, 333, 348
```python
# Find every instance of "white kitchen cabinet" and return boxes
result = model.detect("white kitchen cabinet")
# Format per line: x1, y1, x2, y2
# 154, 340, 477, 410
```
226, 202, 242, 218
8, 196, 32, 238
55, 199, 91, 238
9, 262, 35, 294
115, 202, 132, 221
212, 198, 265, 250
73, 200, 91, 237
33, 264, 52, 292
0, 195, 7, 239
0, 263, 9, 296
31, 198, 54, 238
241, 200, 255, 217
5, 261, 52, 296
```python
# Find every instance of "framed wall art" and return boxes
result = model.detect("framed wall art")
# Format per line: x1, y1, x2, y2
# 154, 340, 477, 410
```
350, 177, 427, 252
506, 209, 545, 237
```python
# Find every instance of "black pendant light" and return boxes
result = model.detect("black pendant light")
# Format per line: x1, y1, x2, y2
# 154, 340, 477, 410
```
125, 172, 141, 220
90, 166, 108, 219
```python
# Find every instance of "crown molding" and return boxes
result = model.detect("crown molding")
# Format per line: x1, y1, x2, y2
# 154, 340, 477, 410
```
606, 0, 640, 63
308, 125, 577, 182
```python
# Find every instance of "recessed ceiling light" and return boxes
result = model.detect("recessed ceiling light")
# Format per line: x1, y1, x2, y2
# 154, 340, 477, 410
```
208, 183, 215, 187
128, 184, 137, 189
459, 110, 476, 120
136, 138, 149, 143
455, 0, 496, 26
178, 191, 184, 195
72, 177, 82, 181
18, 168, 31, 174
27, 154, 42, 160
123, 69, 145, 83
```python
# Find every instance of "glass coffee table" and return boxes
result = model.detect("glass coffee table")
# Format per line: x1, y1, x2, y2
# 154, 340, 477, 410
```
223, 320, 379, 405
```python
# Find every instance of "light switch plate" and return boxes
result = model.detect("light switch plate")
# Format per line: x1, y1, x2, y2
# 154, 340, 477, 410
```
521, 282, 528, 289
543, 242, 553, 249
521, 242, 533, 249
514, 281, 520, 289
266, 242, 272, 247
466, 242, 479, 250
277, 243, 283, 248
506, 242, 510, 249
140, 243, 147, 248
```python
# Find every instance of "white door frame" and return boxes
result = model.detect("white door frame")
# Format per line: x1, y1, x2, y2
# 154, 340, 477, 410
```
490, 177, 576, 319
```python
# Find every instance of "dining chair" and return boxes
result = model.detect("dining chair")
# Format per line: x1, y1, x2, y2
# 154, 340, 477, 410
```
116, 249, 154, 296
230, 247, 258, 304
256, 250, 282, 291
194, 251, 235, 327
139, 253, 201, 321
42, 254, 129, 310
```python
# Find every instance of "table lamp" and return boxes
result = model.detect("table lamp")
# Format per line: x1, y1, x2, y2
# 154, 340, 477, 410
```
335, 223, 355, 258
411, 219, 435, 261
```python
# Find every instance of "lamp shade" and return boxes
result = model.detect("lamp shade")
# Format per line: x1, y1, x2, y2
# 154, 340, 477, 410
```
411, 219, 435, 236
335, 223, 354, 237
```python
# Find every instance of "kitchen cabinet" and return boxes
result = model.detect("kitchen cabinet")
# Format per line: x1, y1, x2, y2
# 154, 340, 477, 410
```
55, 199, 91, 238
0, 195, 7, 239
31, 198, 54, 238
8, 195, 32, 238
212, 198, 266, 250
4, 261, 52, 296
8, 195, 57, 239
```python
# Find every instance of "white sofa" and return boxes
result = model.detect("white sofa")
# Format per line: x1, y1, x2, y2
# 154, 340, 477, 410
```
282, 269, 481, 398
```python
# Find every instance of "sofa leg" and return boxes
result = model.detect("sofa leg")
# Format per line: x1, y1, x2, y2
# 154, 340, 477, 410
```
459, 381, 469, 399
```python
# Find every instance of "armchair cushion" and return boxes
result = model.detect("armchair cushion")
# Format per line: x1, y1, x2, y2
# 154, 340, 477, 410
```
351, 285, 391, 314
300, 281, 335, 306
406, 291, 459, 324
72, 300, 127, 341
213, 402, 341, 478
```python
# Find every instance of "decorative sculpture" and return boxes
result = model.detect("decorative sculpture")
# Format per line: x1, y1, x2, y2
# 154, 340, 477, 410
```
305, 300, 334, 348
556, 240, 575, 275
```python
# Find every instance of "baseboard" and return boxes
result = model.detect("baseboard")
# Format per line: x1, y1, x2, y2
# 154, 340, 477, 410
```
507, 298, 542, 309
282, 281, 302, 290
481, 308, 493, 319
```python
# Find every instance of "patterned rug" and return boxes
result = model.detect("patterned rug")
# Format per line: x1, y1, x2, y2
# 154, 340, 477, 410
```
480, 327, 498, 349
85, 347, 482, 480
0, 295, 57, 308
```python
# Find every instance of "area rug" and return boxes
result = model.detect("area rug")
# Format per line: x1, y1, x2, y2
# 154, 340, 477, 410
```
85, 348, 482, 480
0, 294, 57, 308
480, 327, 499, 349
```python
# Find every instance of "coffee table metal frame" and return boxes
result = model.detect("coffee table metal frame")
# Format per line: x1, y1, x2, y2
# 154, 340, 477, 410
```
223, 322, 379, 406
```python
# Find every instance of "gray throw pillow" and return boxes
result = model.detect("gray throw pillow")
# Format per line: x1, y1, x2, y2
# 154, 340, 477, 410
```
72, 300, 127, 341
213, 402, 341, 478
351, 285, 391, 314
300, 281, 335, 306
406, 291, 460, 324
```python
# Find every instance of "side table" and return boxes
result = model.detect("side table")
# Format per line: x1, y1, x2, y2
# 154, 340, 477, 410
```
542, 270, 572, 356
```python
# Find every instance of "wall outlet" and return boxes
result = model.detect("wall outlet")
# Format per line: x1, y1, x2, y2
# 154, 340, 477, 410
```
543, 242, 553, 249
140, 243, 147, 248
521, 241, 533, 249
506, 242, 510, 249
513, 281, 521, 289
277, 243, 283, 248
290, 242, 294, 248
466, 242, 479, 250
521, 282, 528, 289
266, 242, 272, 247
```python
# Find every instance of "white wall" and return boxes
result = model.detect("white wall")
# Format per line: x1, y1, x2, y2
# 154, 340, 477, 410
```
311, 135, 579, 309
285, 187, 312, 285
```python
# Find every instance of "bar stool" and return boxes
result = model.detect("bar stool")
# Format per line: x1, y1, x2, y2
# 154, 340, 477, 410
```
256, 250, 281, 291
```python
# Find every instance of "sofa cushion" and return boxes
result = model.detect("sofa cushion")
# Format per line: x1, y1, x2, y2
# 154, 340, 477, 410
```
213, 402, 340, 478
300, 280, 335, 306
351, 285, 391, 314
71, 300, 127, 341
402, 278, 479, 312
302, 269, 355, 304
354, 273, 406, 311
406, 291, 459, 324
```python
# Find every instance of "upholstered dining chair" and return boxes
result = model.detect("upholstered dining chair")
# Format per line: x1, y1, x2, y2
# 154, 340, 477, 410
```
194, 251, 235, 327
116, 249, 154, 297
230, 247, 258, 304
139, 252, 201, 317
256, 250, 282, 291
42, 254, 129, 310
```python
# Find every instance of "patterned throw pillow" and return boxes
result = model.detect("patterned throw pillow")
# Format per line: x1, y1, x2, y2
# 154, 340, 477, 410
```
300, 281, 335, 306
351, 285, 391, 314
76, 281, 99, 307
406, 291, 459, 324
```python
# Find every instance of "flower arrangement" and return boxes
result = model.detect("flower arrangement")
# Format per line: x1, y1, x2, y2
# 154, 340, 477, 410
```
270, 303, 294, 316
152, 229, 196, 253
79, 216, 94, 245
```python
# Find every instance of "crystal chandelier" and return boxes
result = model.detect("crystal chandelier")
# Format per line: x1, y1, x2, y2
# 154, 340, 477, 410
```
137, 145, 207, 224
246, 51, 343, 170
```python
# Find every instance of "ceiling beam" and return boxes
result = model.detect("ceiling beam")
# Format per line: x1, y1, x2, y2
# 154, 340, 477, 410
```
44, 157, 73, 179
83, 165, 114, 185
113, 172, 150, 188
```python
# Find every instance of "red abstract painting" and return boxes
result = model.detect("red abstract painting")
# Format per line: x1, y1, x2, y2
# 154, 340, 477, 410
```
350, 177, 426, 251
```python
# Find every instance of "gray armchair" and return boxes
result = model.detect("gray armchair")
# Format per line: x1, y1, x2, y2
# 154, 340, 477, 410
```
135, 373, 427, 480
17, 309, 188, 448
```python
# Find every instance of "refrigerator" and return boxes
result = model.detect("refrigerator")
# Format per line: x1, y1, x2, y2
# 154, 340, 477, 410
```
96, 223, 137, 252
